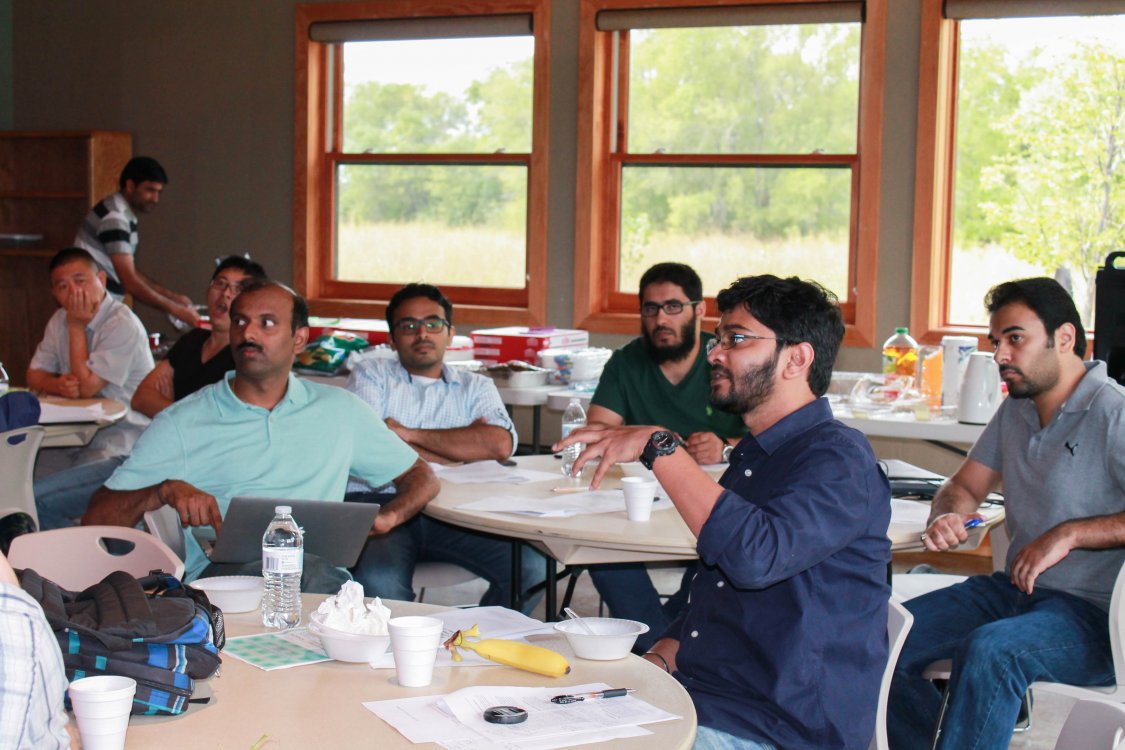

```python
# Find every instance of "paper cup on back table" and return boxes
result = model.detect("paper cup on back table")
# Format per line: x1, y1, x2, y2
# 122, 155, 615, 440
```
621, 476, 657, 521
388, 616, 444, 687
69, 675, 136, 750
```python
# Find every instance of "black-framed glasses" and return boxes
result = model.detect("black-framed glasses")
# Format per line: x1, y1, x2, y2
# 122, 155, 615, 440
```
394, 316, 450, 335
640, 299, 701, 317
706, 332, 785, 353
209, 278, 245, 295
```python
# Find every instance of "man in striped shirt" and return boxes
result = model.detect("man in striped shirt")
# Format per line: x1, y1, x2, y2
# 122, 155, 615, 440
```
74, 156, 199, 328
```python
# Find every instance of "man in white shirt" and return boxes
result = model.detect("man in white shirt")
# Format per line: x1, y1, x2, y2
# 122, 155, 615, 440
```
346, 283, 544, 610
28, 248, 153, 527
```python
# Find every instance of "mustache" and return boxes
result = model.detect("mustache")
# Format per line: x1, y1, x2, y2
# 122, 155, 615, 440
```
998, 365, 1022, 377
710, 363, 732, 380
236, 342, 263, 354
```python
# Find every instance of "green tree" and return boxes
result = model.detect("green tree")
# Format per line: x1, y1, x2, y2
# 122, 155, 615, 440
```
979, 43, 1125, 319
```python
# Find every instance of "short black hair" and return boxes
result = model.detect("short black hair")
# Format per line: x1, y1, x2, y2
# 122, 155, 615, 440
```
638, 262, 703, 303
715, 275, 843, 398
985, 277, 1086, 358
48, 247, 99, 273
234, 280, 309, 334
119, 157, 168, 190
386, 283, 453, 331
212, 255, 267, 282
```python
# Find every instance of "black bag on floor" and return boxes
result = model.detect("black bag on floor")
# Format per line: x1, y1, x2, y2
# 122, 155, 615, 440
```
17, 569, 225, 716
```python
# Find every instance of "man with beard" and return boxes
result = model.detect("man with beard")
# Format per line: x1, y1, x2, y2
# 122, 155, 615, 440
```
584, 263, 747, 649
74, 157, 200, 328
556, 275, 891, 749
84, 281, 439, 592
344, 283, 545, 611
888, 277, 1125, 750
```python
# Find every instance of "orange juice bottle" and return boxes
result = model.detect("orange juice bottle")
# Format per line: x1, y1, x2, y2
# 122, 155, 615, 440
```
882, 327, 919, 379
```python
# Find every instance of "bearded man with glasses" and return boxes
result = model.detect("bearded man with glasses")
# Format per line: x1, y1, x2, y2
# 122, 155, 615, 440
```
343, 283, 545, 612
556, 275, 891, 750
584, 262, 747, 651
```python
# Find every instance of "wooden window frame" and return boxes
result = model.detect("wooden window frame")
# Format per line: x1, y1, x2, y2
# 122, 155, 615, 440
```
910, 0, 1124, 347
294, 0, 551, 326
573, 0, 886, 345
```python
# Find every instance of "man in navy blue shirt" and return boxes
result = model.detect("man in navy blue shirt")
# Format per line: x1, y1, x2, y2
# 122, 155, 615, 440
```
557, 275, 891, 749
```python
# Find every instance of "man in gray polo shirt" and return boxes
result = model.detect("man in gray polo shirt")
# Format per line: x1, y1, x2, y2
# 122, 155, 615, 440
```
888, 277, 1125, 750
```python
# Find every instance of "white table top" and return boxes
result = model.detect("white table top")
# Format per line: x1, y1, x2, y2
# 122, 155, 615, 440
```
835, 411, 985, 444
125, 597, 697, 749
38, 397, 127, 448
426, 455, 699, 566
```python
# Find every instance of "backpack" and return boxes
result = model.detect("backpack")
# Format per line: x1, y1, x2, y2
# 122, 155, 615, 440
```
18, 569, 225, 716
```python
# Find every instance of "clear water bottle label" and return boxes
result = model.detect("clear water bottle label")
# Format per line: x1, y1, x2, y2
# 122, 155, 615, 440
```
263, 547, 303, 574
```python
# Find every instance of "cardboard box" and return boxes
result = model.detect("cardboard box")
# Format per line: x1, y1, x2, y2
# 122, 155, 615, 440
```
470, 327, 588, 366
307, 317, 390, 347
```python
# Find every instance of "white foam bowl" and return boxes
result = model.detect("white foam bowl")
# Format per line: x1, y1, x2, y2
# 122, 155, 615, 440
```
620, 462, 656, 480
190, 576, 263, 613
309, 611, 391, 664
553, 617, 649, 660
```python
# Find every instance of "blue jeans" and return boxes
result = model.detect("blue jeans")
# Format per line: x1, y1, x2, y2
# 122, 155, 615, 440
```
888, 572, 1113, 750
33, 457, 124, 530
346, 493, 546, 614
693, 725, 777, 750
587, 562, 695, 652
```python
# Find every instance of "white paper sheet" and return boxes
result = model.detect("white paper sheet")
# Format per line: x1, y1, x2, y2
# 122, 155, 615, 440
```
458, 491, 673, 518
364, 682, 679, 749
435, 461, 562, 485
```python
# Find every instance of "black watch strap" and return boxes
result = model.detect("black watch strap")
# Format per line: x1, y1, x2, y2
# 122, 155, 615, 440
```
640, 430, 680, 470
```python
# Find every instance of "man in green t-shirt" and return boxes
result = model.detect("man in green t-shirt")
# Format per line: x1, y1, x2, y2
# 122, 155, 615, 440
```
585, 262, 746, 651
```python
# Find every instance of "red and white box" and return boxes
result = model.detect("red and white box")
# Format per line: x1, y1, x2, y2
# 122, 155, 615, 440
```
470, 327, 589, 366
307, 317, 390, 347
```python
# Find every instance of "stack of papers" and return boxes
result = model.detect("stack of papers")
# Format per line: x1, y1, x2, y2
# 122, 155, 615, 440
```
365, 682, 681, 749
459, 491, 673, 518
39, 402, 108, 424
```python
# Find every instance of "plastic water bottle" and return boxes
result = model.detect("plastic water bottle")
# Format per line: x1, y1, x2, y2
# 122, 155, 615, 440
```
882, 327, 919, 379
261, 506, 303, 629
560, 398, 587, 478
0, 362, 9, 395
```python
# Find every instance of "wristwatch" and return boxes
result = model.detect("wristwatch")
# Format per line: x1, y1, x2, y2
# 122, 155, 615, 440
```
640, 430, 680, 470
721, 443, 735, 463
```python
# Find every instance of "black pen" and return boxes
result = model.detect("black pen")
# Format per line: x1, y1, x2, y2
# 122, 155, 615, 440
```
551, 688, 635, 704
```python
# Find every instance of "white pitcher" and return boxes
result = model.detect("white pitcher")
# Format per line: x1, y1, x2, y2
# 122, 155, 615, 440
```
958, 352, 1002, 424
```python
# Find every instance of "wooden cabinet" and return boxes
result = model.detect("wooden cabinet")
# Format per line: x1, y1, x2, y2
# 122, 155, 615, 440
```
0, 131, 132, 386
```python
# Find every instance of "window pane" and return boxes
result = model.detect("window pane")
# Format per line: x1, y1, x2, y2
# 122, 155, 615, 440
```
618, 166, 851, 299
949, 15, 1125, 328
341, 37, 534, 154
626, 24, 860, 155
335, 164, 527, 288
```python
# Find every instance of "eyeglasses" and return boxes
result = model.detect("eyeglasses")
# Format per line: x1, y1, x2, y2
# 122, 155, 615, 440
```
394, 316, 450, 335
640, 299, 701, 317
706, 332, 785, 353
209, 278, 245, 295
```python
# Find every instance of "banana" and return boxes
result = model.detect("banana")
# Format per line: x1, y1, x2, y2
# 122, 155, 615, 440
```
444, 625, 571, 678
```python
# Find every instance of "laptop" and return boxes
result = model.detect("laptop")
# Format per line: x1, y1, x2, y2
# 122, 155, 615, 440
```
208, 497, 380, 568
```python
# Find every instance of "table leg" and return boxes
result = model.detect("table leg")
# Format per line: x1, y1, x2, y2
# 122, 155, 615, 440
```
511, 540, 523, 611
532, 405, 542, 455
545, 558, 558, 621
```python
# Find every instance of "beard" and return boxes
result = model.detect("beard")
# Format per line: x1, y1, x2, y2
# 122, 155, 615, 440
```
709, 348, 779, 415
999, 363, 1057, 399
642, 316, 697, 365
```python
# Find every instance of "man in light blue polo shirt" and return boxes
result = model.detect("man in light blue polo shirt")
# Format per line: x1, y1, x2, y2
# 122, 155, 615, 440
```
84, 281, 439, 591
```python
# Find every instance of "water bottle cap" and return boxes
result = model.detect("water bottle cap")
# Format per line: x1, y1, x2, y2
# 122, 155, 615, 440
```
275, 505, 292, 515
895, 327, 909, 334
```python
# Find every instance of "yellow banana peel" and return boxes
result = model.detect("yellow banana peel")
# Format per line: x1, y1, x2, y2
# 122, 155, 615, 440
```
443, 625, 571, 678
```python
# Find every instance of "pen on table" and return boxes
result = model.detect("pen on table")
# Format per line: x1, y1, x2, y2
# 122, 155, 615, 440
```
551, 688, 635, 704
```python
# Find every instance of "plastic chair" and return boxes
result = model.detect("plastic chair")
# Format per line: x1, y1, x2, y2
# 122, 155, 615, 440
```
1030, 561, 1125, 703
414, 561, 480, 603
0, 425, 46, 530
8, 525, 185, 588
1053, 698, 1125, 749
144, 504, 187, 560
870, 597, 914, 750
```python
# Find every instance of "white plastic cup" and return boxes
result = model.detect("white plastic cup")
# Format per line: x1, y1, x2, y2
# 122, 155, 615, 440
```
621, 477, 657, 521
388, 616, 444, 687
68, 675, 136, 750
